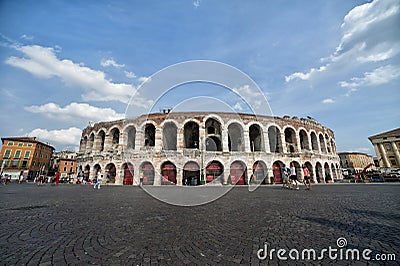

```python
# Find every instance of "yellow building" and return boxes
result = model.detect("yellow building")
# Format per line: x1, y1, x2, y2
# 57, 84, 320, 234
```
338, 152, 375, 175
368, 128, 400, 169
0, 137, 55, 180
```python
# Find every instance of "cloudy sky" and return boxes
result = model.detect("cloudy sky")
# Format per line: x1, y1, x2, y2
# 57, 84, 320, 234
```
0, 0, 399, 154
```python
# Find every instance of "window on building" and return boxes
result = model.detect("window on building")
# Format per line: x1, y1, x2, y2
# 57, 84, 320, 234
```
386, 144, 391, 151
3, 149, 11, 158
65, 162, 67, 165
24, 151, 31, 158
63, 167, 67, 171
15, 150, 21, 158
32, 161, 36, 167
21, 161, 28, 168
10, 160, 19, 167
27, 143, 32, 147
7, 142, 13, 146
18, 143, 23, 147
390, 160, 397, 166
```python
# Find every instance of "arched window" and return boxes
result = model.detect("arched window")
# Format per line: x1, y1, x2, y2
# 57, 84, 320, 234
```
127, 126, 136, 150
268, 126, 282, 153
249, 124, 263, 152
228, 123, 244, 151
163, 122, 177, 150
144, 124, 155, 147
184, 121, 199, 149
205, 118, 222, 151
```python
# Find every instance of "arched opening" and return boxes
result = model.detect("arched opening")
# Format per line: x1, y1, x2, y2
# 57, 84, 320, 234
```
325, 134, 331, 153
127, 126, 136, 150
249, 124, 263, 152
325, 162, 332, 182
94, 164, 101, 180
228, 123, 244, 152
163, 122, 177, 150
141, 162, 154, 185
205, 118, 222, 151
311, 132, 319, 152
80, 137, 87, 153
299, 130, 309, 151
272, 161, 284, 184
84, 165, 90, 182
268, 126, 282, 153
285, 127, 297, 153
229, 161, 247, 185
290, 161, 302, 181
98, 130, 105, 152
105, 163, 116, 183
184, 121, 199, 149
122, 163, 134, 185
331, 140, 336, 153
89, 133, 95, 151
110, 128, 120, 150
161, 162, 177, 185
315, 162, 323, 183
319, 134, 326, 154
331, 163, 337, 180
252, 161, 267, 184
205, 161, 224, 183
304, 162, 314, 182
144, 124, 155, 147
183, 161, 200, 186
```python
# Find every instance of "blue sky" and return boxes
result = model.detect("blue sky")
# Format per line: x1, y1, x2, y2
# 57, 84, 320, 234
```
0, 0, 399, 154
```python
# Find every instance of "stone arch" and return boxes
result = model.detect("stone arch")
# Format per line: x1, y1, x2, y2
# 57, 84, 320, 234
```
252, 160, 268, 184
126, 126, 136, 150
315, 162, 323, 183
229, 160, 247, 185
140, 161, 155, 185
84, 164, 90, 182
304, 161, 314, 182
268, 125, 282, 153
110, 127, 120, 149
205, 160, 224, 184
205, 118, 222, 151
88, 132, 95, 151
144, 123, 156, 147
122, 162, 134, 185
325, 134, 331, 153
184, 121, 199, 149
299, 129, 310, 151
93, 163, 102, 179
319, 133, 327, 153
310, 131, 319, 152
80, 136, 87, 153
249, 123, 264, 152
97, 130, 106, 152
331, 163, 337, 180
228, 122, 244, 152
284, 127, 297, 153
324, 162, 331, 182
161, 161, 177, 185
183, 161, 200, 186
105, 163, 116, 183
163, 121, 177, 150
331, 139, 336, 154
272, 160, 284, 184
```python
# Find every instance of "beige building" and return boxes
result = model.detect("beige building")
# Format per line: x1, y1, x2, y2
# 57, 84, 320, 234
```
368, 128, 400, 169
76, 112, 342, 185
338, 152, 375, 175
52, 151, 77, 178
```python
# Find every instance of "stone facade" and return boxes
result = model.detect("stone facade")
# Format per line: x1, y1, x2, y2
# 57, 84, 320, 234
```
338, 152, 375, 175
76, 112, 342, 185
368, 128, 400, 169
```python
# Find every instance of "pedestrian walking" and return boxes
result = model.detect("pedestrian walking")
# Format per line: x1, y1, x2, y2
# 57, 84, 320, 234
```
18, 171, 24, 184
94, 170, 102, 189
289, 162, 299, 190
282, 164, 290, 189
38, 174, 44, 186
302, 165, 311, 190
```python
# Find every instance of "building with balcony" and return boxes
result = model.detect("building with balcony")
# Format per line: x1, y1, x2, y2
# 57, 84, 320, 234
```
368, 128, 400, 169
0, 137, 55, 180
76, 112, 342, 185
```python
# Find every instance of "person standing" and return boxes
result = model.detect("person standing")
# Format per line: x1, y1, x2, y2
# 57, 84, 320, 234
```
289, 162, 299, 190
94, 170, 102, 189
54, 171, 60, 185
19, 171, 24, 184
302, 165, 311, 190
282, 164, 290, 189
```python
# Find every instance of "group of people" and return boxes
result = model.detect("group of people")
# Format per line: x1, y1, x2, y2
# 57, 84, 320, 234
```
282, 162, 312, 190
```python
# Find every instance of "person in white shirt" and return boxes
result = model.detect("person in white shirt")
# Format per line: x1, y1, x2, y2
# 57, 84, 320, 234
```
289, 162, 299, 190
94, 170, 103, 189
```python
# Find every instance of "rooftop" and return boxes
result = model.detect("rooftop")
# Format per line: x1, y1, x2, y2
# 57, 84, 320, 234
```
368, 128, 400, 140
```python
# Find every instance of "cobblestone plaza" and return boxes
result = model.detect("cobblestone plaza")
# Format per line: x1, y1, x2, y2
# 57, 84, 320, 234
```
0, 183, 399, 265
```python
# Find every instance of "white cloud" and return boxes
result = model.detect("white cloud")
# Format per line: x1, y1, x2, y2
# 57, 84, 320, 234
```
5, 45, 136, 103
138, 76, 152, 83
124, 71, 136, 78
100, 58, 125, 68
322, 98, 335, 104
193, 0, 201, 8
339, 65, 400, 89
233, 102, 243, 111
232, 84, 264, 109
27, 127, 82, 146
25, 102, 124, 122
286, 0, 400, 82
